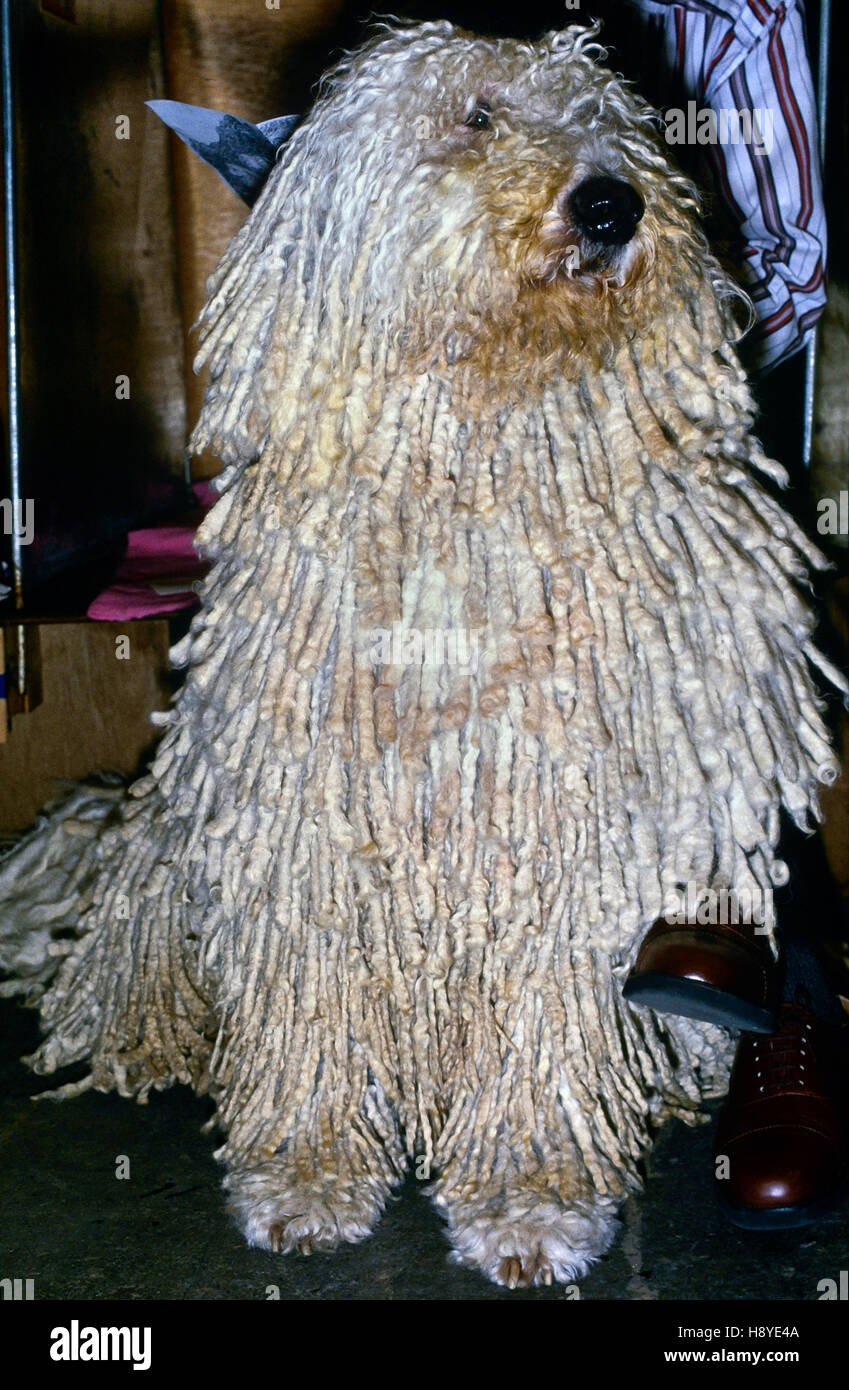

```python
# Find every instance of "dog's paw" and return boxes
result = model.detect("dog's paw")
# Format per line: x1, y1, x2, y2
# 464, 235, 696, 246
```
437, 1186, 621, 1288
224, 1160, 386, 1254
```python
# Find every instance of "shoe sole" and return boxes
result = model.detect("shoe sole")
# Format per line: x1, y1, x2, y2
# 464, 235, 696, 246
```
717, 1185, 847, 1231
622, 972, 775, 1033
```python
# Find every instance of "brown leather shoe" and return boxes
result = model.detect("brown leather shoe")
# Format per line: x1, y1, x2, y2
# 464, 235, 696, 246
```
623, 917, 777, 1032
714, 998, 849, 1229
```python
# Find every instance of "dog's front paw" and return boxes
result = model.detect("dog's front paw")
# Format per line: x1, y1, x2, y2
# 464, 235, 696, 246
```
436, 1185, 621, 1288
224, 1159, 388, 1254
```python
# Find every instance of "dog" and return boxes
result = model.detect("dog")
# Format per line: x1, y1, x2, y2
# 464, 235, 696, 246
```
1, 20, 844, 1288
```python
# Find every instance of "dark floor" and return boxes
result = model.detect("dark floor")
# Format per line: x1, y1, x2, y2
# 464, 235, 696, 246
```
0, 997, 845, 1302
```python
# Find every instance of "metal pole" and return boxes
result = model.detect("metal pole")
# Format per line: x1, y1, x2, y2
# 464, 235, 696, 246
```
2, 0, 26, 697
801, 0, 831, 469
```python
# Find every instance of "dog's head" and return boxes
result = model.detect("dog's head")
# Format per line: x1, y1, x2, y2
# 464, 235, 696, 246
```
194, 21, 745, 460
299, 24, 739, 371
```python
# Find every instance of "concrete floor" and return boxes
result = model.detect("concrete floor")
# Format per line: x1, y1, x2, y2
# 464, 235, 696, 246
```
1, 996, 845, 1302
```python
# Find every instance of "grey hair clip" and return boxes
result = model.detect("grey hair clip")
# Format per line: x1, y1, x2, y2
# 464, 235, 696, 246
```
146, 100, 300, 206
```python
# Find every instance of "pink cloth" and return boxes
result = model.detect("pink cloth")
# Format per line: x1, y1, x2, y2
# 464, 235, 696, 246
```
87, 481, 216, 621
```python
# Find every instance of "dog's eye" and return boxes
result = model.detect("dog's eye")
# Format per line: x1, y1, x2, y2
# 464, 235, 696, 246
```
466, 104, 491, 130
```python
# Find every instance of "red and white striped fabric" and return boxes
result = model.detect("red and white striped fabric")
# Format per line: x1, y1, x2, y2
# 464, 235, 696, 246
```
625, 0, 826, 370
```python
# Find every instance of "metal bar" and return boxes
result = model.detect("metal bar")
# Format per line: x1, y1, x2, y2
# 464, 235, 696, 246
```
815, 0, 831, 165
2, 0, 21, 598
1, 0, 27, 698
801, 0, 831, 470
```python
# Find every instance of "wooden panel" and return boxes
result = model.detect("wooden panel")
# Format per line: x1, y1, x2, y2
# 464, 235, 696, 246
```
160, 0, 351, 476
12, 0, 187, 594
0, 621, 171, 831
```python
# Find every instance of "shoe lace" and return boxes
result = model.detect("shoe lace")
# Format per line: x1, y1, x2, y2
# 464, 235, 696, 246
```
749, 1015, 816, 1098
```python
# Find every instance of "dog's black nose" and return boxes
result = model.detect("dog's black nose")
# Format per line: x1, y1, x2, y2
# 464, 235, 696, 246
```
568, 176, 644, 247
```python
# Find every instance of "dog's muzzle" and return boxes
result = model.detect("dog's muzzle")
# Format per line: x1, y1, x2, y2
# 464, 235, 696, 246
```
568, 176, 644, 248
